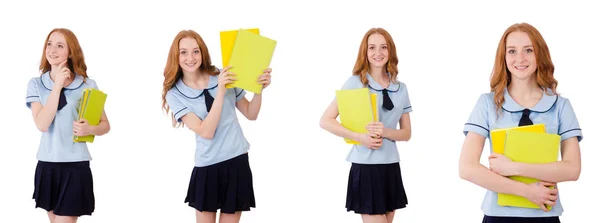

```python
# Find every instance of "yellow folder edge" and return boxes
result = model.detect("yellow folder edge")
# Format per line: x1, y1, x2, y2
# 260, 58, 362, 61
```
219, 28, 260, 69
490, 124, 545, 154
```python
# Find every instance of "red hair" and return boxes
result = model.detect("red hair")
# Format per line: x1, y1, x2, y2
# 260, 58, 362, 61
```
352, 28, 399, 86
490, 23, 558, 115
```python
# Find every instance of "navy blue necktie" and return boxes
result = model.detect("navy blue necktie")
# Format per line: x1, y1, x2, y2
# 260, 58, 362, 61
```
57, 88, 67, 111
382, 89, 394, 111
518, 109, 533, 126
203, 89, 214, 112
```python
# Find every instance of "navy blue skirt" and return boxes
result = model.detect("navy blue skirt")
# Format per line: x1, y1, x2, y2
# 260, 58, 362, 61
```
483, 216, 560, 223
33, 161, 95, 216
346, 162, 408, 215
185, 153, 255, 214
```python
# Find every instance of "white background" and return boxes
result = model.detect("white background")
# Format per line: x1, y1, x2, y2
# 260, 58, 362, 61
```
1, 0, 598, 222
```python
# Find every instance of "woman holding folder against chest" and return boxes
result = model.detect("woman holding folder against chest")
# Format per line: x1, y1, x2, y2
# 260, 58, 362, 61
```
459, 23, 583, 223
320, 28, 412, 223
25, 28, 111, 223
161, 30, 272, 223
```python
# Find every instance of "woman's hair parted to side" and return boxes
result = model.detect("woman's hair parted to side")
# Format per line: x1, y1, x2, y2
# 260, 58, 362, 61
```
490, 23, 558, 115
352, 28, 400, 86
39, 28, 88, 80
161, 30, 219, 127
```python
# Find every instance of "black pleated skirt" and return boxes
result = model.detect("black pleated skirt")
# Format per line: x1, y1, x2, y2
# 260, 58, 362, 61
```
483, 216, 561, 223
346, 162, 408, 215
33, 161, 95, 216
185, 153, 255, 214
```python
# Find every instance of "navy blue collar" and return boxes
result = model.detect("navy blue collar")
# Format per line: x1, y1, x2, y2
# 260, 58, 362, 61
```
366, 73, 400, 92
40, 71, 84, 90
174, 75, 218, 99
502, 88, 558, 113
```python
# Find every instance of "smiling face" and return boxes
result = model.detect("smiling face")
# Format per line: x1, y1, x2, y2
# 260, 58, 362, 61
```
366, 33, 389, 69
45, 32, 70, 66
178, 37, 202, 74
505, 31, 537, 81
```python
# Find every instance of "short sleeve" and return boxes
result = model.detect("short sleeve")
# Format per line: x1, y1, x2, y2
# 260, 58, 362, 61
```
88, 79, 99, 90
558, 99, 583, 142
463, 94, 490, 138
26, 78, 40, 109
341, 75, 363, 90
166, 91, 192, 122
401, 83, 412, 114
234, 88, 246, 102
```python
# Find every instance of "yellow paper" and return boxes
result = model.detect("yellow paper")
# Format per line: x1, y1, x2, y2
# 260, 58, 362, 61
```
74, 88, 107, 143
490, 124, 545, 154
226, 29, 277, 94
219, 28, 260, 68
336, 88, 374, 144
497, 130, 560, 209
371, 93, 378, 122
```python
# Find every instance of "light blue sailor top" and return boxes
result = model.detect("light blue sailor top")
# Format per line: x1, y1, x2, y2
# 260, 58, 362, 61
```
165, 74, 249, 167
25, 72, 99, 162
463, 88, 583, 217
340, 73, 412, 164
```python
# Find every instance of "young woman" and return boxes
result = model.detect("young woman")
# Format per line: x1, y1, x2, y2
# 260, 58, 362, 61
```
459, 23, 583, 223
26, 28, 111, 223
161, 30, 272, 223
320, 28, 412, 223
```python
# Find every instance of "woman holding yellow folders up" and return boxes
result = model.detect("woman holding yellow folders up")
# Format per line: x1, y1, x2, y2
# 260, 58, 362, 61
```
161, 30, 271, 223
25, 28, 111, 223
459, 23, 583, 223
320, 28, 412, 223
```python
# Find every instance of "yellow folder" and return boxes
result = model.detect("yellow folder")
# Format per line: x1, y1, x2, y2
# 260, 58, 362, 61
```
497, 130, 560, 209
225, 29, 277, 94
490, 124, 545, 154
73, 88, 107, 143
336, 88, 377, 144
370, 93, 378, 122
220, 28, 260, 68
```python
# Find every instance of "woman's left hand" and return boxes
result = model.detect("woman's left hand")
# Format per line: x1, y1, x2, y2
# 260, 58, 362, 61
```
257, 68, 272, 89
73, 119, 93, 136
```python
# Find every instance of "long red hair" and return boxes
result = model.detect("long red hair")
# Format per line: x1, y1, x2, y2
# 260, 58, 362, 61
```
162, 30, 219, 126
352, 28, 399, 86
490, 23, 558, 115
39, 28, 88, 79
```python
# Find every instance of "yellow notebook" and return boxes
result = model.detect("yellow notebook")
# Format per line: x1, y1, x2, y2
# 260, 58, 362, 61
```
490, 124, 545, 154
220, 28, 260, 68
336, 88, 376, 144
497, 130, 560, 209
226, 29, 277, 94
73, 88, 107, 143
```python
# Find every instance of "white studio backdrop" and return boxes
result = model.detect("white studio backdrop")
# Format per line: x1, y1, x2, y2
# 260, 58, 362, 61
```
0, 0, 597, 222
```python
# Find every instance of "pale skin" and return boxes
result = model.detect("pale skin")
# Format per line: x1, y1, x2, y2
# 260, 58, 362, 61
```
176, 37, 271, 223
30, 32, 110, 223
320, 33, 411, 223
459, 31, 581, 212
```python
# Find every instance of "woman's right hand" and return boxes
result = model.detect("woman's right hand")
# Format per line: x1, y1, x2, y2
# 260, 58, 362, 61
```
53, 60, 71, 88
359, 132, 382, 149
217, 66, 237, 94
523, 181, 558, 212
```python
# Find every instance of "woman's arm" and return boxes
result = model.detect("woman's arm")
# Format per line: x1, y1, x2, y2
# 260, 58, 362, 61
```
459, 132, 558, 211
319, 100, 382, 149
491, 137, 581, 183
376, 113, 411, 141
